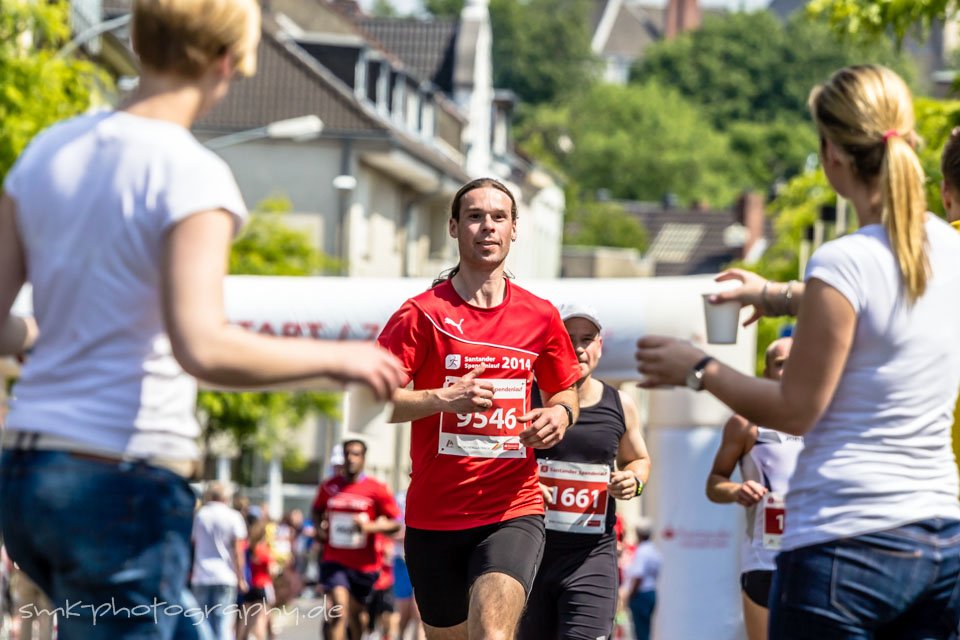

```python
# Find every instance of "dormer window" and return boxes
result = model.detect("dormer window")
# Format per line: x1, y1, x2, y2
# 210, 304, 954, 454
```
376, 62, 390, 116
354, 50, 367, 101
406, 89, 421, 133
391, 73, 406, 126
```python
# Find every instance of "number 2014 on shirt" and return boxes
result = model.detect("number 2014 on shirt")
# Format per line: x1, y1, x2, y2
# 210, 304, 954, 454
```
501, 356, 531, 370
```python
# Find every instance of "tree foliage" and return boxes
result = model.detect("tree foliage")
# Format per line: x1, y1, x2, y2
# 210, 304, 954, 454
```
370, 0, 400, 17
426, 0, 597, 105
197, 197, 340, 478
727, 119, 820, 191
564, 200, 648, 252
0, 0, 110, 183
807, 0, 955, 45
632, 12, 910, 128
521, 82, 750, 207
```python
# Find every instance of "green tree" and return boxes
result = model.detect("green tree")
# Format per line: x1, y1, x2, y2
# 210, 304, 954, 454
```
808, 0, 954, 45
632, 12, 910, 128
197, 197, 340, 481
423, 0, 463, 16
560, 82, 750, 206
371, 0, 399, 17
426, 0, 597, 105
564, 200, 649, 252
726, 119, 820, 190
0, 0, 110, 182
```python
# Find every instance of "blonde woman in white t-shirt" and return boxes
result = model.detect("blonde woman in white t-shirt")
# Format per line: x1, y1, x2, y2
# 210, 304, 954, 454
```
0, 1, 404, 638
636, 64, 960, 638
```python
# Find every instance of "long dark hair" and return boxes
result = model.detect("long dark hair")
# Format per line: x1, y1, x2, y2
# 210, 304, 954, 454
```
431, 178, 519, 288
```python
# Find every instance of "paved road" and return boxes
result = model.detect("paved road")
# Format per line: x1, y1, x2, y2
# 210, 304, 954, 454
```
273, 597, 325, 640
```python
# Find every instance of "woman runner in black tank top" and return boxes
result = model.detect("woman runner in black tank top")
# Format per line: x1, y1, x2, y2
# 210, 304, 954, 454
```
518, 303, 652, 640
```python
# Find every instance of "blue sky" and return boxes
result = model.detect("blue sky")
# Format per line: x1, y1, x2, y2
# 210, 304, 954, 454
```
359, 0, 773, 16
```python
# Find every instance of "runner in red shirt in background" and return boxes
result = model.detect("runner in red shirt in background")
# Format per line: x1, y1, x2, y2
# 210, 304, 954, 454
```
312, 438, 401, 640
377, 177, 581, 640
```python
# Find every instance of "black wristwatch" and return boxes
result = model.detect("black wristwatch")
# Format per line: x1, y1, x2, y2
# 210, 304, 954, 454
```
556, 402, 575, 428
685, 356, 716, 392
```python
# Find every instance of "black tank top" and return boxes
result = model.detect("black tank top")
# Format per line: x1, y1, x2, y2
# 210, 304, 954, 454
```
534, 382, 626, 545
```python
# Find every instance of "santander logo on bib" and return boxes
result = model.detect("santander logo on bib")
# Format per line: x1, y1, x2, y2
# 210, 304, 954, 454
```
445, 354, 461, 369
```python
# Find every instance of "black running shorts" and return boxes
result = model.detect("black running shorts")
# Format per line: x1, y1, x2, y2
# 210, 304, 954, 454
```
517, 536, 619, 640
741, 569, 774, 608
404, 514, 545, 628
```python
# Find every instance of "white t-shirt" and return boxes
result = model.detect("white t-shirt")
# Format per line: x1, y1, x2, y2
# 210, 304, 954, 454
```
4, 111, 247, 459
191, 501, 248, 587
783, 215, 960, 550
625, 540, 661, 593
740, 428, 803, 572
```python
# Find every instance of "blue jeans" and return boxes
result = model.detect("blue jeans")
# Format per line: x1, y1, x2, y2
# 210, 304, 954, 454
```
769, 518, 960, 639
190, 585, 236, 640
0, 450, 212, 640
629, 590, 656, 640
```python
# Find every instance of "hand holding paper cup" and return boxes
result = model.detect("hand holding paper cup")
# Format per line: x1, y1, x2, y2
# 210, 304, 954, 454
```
702, 281, 742, 344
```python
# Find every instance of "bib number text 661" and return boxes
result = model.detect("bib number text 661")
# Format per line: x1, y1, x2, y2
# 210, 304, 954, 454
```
456, 407, 519, 430
548, 486, 601, 510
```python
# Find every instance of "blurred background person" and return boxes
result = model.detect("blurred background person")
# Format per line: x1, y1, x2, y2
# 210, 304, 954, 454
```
192, 481, 248, 640
705, 338, 801, 640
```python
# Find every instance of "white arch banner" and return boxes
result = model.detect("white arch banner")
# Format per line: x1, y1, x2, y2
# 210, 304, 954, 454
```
11, 275, 756, 638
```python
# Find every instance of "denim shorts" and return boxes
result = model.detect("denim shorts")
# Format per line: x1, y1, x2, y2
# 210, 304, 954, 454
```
0, 449, 212, 640
769, 518, 960, 639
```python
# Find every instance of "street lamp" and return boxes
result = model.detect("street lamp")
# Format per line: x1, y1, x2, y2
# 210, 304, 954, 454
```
203, 115, 324, 150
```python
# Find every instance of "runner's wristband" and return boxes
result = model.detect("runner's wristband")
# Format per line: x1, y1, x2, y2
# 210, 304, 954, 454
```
556, 402, 575, 428
634, 474, 645, 497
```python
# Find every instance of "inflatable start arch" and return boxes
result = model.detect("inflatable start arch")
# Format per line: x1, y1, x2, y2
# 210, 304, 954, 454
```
11, 275, 756, 639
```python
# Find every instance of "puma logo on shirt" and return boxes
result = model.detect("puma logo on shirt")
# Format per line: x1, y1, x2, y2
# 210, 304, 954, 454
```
444, 317, 465, 334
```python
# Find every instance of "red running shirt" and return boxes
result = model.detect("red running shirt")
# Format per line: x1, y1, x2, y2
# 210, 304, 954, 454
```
377, 279, 580, 530
249, 542, 273, 589
373, 535, 395, 591
313, 475, 401, 573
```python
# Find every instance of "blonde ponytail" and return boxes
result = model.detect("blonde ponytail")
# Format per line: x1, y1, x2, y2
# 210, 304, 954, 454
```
881, 134, 929, 302
809, 65, 929, 304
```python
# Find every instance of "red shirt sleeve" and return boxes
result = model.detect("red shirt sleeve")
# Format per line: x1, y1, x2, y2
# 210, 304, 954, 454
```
312, 483, 329, 515
376, 300, 429, 384
375, 483, 402, 521
533, 306, 580, 394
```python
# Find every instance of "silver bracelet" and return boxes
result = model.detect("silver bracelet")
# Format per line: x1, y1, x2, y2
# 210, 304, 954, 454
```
783, 280, 797, 315
760, 280, 771, 315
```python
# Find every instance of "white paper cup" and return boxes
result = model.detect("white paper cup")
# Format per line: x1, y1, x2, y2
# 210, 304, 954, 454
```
702, 294, 740, 344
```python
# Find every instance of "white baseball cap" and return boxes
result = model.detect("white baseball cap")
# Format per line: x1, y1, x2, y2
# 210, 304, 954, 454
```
557, 302, 602, 331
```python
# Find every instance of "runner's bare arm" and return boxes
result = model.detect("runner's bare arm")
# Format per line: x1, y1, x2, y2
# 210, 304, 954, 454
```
609, 391, 651, 500
705, 415, 762, 505
162, 210, 404, 399
518, 385, 579, 449
359, 515, 402, 536
387, 365, 494, 423
0, 194, 37, 356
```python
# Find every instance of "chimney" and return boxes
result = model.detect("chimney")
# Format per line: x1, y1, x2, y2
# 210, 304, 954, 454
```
736, 191, 765, 262
664, 0, 701, 40
329, 0, 363, 18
